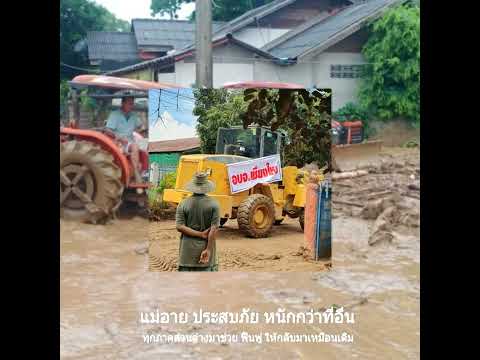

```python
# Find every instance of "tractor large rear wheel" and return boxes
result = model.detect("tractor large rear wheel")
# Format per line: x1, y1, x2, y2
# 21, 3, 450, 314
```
237, 194, 275, 238
60, 140, 124, 223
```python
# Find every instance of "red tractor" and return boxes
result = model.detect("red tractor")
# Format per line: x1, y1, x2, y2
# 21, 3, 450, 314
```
60, 75, 181, 223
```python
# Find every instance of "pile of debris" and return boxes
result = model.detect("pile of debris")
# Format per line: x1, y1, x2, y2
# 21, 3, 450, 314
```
332, 150, 420, 246
360, 193, 419, 245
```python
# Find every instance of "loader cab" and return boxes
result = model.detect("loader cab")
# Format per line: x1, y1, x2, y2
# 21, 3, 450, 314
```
215, 126, 284, 159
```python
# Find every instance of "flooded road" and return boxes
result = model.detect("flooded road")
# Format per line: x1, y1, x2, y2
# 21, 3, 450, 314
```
60, 148, 420, 359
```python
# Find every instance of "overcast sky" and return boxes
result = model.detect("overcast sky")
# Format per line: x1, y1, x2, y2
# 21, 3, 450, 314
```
93, 0, 195, 21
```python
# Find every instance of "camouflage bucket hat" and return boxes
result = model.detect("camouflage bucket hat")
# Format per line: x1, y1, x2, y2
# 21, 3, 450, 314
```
185, 171, 215, 194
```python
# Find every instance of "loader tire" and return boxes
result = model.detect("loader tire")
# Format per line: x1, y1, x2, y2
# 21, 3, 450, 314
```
60, 140, 124, 223
299, 210, 305, 231
237, 194, 275, 238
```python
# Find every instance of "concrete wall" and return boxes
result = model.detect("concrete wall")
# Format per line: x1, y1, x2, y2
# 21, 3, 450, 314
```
158, 60, 255, 87
233, 27, 291, 48
123, 68, 154, 81
157, 44, 258, 87
253, 60, 313, 85
173, 61, 196, 87
157, 46, 367, 111
156, 72, 176, 84
252, 52, 366, 110
311, 52, 366, 111
209, 43, 256, 64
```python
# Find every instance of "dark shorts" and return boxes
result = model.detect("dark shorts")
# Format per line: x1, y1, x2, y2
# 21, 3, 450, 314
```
178, 264, 218, 272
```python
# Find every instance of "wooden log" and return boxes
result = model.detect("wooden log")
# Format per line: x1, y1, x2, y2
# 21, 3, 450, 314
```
332, 199, 364, 208
364, 190, 393, 200
402, 192, 420, 200
334, 183, 353, 187
332, 170, 369, 180
341, 187, 378, 197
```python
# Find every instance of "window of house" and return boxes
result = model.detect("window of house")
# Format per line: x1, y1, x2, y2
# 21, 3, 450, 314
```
330, 64, 365, 79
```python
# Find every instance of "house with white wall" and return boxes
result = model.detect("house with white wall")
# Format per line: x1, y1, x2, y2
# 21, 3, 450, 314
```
102, 0, 407, 110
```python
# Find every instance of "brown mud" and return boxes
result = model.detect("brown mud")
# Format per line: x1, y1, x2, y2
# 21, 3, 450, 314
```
61, 147, 419, 359
149, 217, 330, 272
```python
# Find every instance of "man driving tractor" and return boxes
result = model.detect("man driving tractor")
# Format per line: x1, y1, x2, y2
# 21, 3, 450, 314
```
104, 95, 145, 183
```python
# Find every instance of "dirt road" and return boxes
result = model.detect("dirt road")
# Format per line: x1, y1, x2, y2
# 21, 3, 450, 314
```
149, 217, 330, 272
60, 147, 420, 359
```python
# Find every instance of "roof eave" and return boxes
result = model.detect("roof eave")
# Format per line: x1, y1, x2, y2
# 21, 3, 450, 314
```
106, 34, 288, 75
213, 0, 296, 39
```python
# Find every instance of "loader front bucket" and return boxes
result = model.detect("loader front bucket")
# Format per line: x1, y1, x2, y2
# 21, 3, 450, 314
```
332, 141, 383, 172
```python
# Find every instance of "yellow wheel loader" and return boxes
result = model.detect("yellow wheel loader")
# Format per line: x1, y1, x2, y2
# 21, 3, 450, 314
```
163, 126, 317, 238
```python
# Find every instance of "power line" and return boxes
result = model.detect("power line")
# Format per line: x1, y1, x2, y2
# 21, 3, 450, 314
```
211, 55, 374, 66
60, 62, 101, 73
249, 0, 282, 82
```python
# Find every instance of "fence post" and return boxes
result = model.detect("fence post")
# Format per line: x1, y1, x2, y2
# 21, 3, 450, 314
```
304, 183, 319, 254
150, 163, 159, 185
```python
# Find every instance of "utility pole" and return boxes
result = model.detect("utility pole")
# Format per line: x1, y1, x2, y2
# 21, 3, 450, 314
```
195, 0, 213, 88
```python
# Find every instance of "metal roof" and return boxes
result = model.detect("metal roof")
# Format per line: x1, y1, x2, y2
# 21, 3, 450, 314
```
266, 0, 405, 59
87, 32, 139, 61
99, 59, 143, 72
212, 0, 296, 40
132, 19, 226, 51
106, 0, 408, 76
106, 34, 282, 76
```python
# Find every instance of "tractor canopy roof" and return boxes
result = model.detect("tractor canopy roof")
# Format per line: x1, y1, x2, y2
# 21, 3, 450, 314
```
69, 75, 183, 92
222, 81, 305, 89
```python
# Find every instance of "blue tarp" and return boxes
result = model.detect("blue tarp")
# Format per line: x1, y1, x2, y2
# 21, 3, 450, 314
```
315, 181, 332, 260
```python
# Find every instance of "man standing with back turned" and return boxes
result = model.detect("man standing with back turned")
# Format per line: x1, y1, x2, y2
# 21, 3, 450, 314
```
175, 172, 220, 271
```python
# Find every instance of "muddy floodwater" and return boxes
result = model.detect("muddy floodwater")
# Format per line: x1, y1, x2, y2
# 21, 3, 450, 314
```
60, 148, 420, 359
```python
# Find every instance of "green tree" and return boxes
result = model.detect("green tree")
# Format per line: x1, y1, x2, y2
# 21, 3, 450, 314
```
150, 0, 186, 19
193, 88, 332, 168
241, 89, 332, 168
60, 80, 70, 118
358, 3, 420, 123
193, 89, 245, 153
151, 0, 274, 22
60, 0, 129, 79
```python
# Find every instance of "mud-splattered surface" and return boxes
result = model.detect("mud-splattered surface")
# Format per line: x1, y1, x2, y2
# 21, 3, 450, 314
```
149, 217, 330, 272
60, 147, 419, 359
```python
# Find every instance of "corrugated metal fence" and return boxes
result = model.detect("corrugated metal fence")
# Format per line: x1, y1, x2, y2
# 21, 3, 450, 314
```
150, 163, 177, 186
305, 179, 332, 260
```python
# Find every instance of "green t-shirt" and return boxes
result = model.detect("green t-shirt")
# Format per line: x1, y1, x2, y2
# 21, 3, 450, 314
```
175, 194, 220, 267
